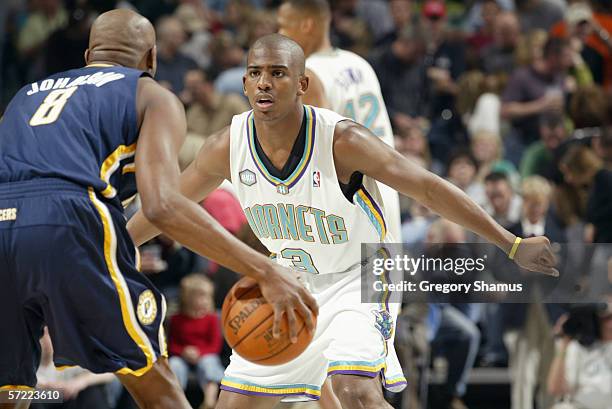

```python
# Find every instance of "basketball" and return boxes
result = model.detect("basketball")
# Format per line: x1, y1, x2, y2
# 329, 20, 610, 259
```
221, 277, 315, 366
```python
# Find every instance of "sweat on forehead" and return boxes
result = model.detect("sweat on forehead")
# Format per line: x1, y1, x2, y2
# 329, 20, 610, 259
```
248, 34, 305, 74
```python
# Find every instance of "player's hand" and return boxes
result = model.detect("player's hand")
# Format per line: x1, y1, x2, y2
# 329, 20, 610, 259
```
258, 265, 319, 343
512, 236, 559, 277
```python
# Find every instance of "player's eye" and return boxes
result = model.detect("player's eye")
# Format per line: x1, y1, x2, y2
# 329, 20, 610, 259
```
273, 71, 285, 77
249, 70, 260, 78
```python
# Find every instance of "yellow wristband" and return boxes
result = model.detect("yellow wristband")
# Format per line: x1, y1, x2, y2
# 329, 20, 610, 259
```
508, 237, 522, 260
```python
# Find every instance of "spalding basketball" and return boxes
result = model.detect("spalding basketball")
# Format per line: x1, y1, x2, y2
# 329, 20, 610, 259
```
221, 277, 315, 365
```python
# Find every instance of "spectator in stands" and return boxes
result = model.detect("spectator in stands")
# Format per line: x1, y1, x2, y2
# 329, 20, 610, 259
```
169, 274, 224, 409
242, 10, 277, 49
471, 130, 518, 186
179, 68, 249, 167
422, 0, 467, 162
569, 84, 608, 130
463, 0, 514, 34
174, 4, 212, 70
501, 176, 565, 409
427, 219, 481, 409
140, 235, 203, 301
480, 11, 521, 75
520, 111, 569, 180
547, 302, 612, 409
466, 0, 501, 55
329, 0, 372, 55
330, 0, 394, 48
515, 0, 564, 33
155, 16, 198, 93
394, 119, 438, 172
550, 1, 612, 89
456, 70, 503, 137
369, 25, 428, 132
209, 31, 246, 86
560, 144, 612, 243
44, 1, 93, 75
501, 37, 572, 162
484, 171, 522, 228
446, 149, 487, 207
376, 0, 414, 47
34, 327, 115, 409
17, 0, 67, 59
223, 0, 257, 43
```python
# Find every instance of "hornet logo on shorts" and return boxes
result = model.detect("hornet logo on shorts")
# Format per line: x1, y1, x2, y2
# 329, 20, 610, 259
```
239, 169, 257, 186
137, 290, 158, 325
372, 309, 393, 340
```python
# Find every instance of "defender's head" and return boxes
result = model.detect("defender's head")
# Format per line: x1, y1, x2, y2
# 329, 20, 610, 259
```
277, 0, 331, 57
244, 34, 308, 121
85, 9, 156, 75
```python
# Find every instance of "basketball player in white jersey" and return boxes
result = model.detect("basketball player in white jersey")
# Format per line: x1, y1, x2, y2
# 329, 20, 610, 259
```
277, 0, 403, 244
127, 34, 558, 409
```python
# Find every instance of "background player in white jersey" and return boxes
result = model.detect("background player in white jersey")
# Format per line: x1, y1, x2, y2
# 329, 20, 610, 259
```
277, 0, 402, 243
128, 34, 558, 409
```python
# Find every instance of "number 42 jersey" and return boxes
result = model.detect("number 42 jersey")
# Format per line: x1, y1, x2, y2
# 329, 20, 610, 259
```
0, 64, 148, 208
229, 105, 389, 276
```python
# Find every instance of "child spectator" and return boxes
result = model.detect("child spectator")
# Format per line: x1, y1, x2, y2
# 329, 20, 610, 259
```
169, 274, 224, 409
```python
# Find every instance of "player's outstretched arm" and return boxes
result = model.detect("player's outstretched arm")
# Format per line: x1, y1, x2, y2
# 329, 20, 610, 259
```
131, 78, 318, 339
332, 120, 559, 277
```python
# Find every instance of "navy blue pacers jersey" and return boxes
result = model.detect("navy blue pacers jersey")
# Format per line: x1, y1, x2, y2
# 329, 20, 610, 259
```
0, 64, 167, 389
0, 64, 144, 207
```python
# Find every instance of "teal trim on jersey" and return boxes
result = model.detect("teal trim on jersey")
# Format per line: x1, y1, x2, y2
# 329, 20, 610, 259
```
247, 106, 316, 188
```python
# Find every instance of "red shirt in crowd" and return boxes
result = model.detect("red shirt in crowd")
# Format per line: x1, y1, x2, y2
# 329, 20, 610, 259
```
168, 313, 223, 357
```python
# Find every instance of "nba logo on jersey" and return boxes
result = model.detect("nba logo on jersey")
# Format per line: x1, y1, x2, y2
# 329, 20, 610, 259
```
276, 184, 289, 195
313, 171, 321, 187
239, 169, 257, 186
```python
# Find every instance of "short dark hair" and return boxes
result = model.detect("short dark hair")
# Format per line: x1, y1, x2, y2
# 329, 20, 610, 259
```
484, 171, 510, 184
284, 0, 331, 17
447, 149, 478, 173
543, 37, 569, 58
539, 111, 564, 129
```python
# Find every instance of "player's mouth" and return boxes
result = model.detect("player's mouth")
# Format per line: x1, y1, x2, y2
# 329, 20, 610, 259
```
255, 94, 275, 110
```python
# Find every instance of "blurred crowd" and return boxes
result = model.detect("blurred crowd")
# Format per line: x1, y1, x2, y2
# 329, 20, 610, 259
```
2, 0, 612, 409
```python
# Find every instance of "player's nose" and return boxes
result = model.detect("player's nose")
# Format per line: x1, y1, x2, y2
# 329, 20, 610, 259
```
257, 72, 272, 90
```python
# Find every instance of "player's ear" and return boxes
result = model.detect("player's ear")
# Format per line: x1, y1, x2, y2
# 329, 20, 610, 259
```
243, 75, 247, 96
298, 74, 309, 96
147, 45, 157, 76
84, 49, 90, 65
301, 17, 314, 33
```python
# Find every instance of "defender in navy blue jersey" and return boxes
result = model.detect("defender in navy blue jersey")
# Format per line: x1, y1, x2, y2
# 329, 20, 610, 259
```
0, 9, 317, 409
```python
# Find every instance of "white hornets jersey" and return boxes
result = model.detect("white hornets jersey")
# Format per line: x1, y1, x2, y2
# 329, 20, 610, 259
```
229, 106, 388, 275
306, 49, 402, 241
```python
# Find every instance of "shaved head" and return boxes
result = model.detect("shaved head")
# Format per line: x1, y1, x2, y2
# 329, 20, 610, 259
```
248, 34, 305, 75
283, 0, 331, 18
86, 9, 156, 73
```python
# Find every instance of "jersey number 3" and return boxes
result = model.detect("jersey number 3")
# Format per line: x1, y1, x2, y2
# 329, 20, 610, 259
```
30, 87, 78, 127
281, 248, 320, 275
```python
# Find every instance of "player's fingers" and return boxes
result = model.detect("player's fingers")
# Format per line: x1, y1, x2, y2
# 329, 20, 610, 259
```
286, 307, 298, 343
295, 299, 316, 334
535, 265, 559, 277
540, 250, 556, 267
300, 288, 319, 317
272, 304, 283, 339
